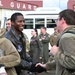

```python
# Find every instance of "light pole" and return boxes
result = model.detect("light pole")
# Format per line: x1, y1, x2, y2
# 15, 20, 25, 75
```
59, 0, 60, 8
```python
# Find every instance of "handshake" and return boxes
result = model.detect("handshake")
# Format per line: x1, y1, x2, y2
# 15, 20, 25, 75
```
28, 63, 46, 73
19, 60, 46, 73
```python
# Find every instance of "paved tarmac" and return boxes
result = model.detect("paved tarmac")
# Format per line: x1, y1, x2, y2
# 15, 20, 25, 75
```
39, 70, 55, 75
25, 70, 55, 75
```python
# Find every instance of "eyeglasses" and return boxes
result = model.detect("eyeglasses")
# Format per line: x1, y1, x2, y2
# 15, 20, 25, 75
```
54, 19, 58, 22
55, 18, 61, 22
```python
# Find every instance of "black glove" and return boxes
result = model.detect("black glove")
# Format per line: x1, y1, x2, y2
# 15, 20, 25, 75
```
35, 65, 46, 73
28, 63, 36, 72
18, 59, 32, 70
28, 63, 46, 73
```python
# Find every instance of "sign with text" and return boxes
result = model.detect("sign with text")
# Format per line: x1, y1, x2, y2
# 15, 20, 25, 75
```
0, 0, 38, 10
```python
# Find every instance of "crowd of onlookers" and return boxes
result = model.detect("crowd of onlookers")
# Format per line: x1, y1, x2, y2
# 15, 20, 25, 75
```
0, 12, 60, 75
5, 17, 60, 64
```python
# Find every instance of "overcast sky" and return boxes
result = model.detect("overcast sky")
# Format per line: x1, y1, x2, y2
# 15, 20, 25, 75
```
43, 0, 68, 10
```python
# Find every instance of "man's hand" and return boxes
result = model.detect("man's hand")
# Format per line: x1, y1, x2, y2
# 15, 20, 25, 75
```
29, 63, 46, 73
35, 63, 46, 73
36, 63, 46, 68
50, 45, 59, 56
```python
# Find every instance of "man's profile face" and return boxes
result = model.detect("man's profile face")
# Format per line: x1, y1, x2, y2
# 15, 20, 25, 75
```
12, 15, 25, 32
56, 16, 62, 33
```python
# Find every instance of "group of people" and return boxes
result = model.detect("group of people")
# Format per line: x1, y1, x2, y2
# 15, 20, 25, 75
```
0, 9, 75, 75
30, 27, 50, 64
2, 12, 46, 75
6, 18, 50, 64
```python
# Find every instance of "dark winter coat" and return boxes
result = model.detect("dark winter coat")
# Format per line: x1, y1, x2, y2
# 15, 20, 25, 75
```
5, 26, 32, 75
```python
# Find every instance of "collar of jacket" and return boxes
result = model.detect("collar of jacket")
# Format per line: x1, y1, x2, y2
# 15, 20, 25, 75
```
41, 32, 48, 36
56, 25, 75, 46
61, 25, 75, 35
10, 26, 23, 41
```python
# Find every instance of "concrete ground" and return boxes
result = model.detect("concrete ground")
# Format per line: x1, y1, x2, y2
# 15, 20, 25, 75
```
25, 70, 55, 75
39, 70, 55, 75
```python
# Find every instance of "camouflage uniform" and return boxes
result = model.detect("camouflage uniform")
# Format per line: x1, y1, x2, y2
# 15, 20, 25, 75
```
50, 32, 60, 47
24, 34, 30, 54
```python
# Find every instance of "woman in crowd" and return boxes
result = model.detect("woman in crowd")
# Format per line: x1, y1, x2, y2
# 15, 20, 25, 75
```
30, 29, 43, 63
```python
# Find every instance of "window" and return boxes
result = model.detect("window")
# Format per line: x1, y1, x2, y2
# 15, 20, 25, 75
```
24, 19, 33, 29
47, 19, 56, 28
35, 18, 44, 29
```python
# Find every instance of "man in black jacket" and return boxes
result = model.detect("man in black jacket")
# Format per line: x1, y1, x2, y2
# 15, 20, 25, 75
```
5, 12, 33, 75
5, 12, 46, 75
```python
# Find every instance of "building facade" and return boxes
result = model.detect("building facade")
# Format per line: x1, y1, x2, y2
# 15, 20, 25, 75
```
0, 0, 43, 27
67, 0, 75, 11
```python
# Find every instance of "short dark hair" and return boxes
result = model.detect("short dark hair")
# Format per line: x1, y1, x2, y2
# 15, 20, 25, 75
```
41, 27, 47, 30
34, 28, 38, 35
11, 12, 23, 22
7, 18, 11, 21
59, 9, 75, 25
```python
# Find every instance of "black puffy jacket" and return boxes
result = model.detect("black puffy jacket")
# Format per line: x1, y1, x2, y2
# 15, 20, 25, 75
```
5, 27, 32, 74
